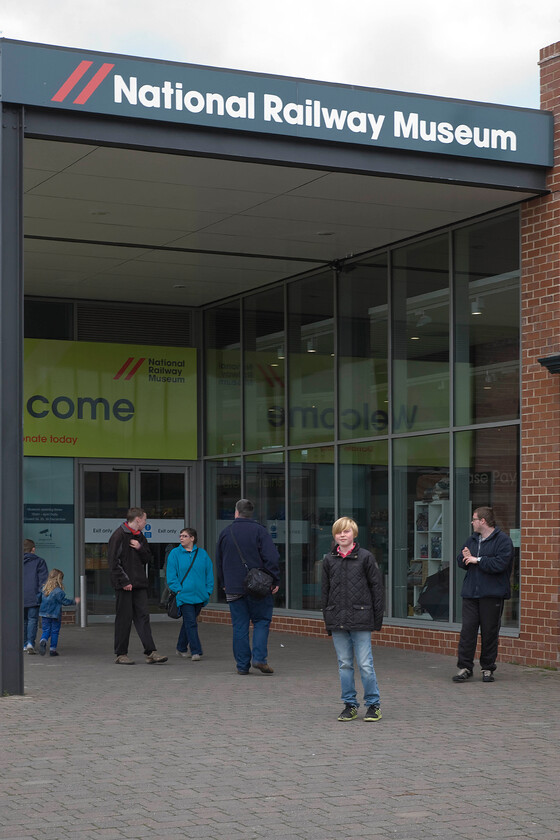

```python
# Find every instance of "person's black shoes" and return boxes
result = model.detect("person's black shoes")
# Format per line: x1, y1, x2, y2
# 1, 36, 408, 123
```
363, 704, 382, 722
482, 669, 495, 683
337, 704, 358, 721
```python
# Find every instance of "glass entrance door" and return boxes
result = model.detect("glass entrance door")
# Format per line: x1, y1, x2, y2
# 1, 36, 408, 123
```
82, 464, 188, 616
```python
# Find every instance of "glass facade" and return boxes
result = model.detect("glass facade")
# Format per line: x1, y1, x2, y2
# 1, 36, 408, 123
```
204, 211, 520, 629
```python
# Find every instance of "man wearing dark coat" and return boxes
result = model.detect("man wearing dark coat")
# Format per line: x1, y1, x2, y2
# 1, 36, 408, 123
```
108, 507, 167, 665
216, 499, 280, 675
453, 506, 514, 683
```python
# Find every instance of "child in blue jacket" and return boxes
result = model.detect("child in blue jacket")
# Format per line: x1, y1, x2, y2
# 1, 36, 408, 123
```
39, 569, 80, 657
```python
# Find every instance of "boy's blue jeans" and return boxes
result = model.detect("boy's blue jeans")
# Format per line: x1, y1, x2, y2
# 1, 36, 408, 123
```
331, 629, 380, 708
40, 616, 62, 649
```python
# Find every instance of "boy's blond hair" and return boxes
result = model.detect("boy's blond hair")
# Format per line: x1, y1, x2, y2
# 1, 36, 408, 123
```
332, 517, 358, 538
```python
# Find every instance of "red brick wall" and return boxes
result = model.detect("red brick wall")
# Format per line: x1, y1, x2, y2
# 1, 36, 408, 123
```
517, 41, 560, 668
200, 44, 560, 670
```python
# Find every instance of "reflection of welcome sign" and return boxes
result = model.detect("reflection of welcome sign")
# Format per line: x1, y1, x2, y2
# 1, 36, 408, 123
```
23, 339, 197, 459
267, 404, 417, 433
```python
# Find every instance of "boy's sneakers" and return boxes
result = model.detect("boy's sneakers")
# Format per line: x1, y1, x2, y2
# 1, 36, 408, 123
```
39, 640, 47, 656
49, 650, 59, 657
364, 704, 382, 722
452, 667, 473, 682
191, 654, 201, 661
25, 643, 36, 655
337, 704, 358, 721
482, 669, 495, 683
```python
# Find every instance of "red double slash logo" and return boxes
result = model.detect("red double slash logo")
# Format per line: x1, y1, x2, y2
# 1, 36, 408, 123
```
113, 357, 146, 380
52, 61, 115, 104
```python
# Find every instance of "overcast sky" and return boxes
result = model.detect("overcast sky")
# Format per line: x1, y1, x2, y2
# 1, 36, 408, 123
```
2, 0, 560, 108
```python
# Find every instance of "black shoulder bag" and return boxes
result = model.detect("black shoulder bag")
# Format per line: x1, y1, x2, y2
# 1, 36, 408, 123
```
229, 526, 273, 599
166, 548, 198, 619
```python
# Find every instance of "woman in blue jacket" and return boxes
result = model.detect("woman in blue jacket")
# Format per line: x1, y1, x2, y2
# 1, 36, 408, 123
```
166, 528, 214, 660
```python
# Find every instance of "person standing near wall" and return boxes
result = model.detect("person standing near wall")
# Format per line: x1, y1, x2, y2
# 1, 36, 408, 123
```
453, 506, 514, 683
108, 507, 168, 666
23, 539, 48, 654
216, 499, 280, 675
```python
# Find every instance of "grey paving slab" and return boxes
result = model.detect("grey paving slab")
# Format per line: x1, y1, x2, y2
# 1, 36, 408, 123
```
1, 619, 559, 840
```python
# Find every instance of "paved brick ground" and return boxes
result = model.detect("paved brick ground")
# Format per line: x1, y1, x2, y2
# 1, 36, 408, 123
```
2, 618, 559, 840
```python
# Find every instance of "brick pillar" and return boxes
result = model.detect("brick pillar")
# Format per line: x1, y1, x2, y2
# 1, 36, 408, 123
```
518, 42, 560, 667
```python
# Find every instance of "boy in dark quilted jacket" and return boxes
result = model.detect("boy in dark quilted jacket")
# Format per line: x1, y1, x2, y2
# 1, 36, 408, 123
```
321, 517, 384, 722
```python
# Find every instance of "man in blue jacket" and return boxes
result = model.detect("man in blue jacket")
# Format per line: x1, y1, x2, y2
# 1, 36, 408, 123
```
23, 539, 48, 654
216, 499, 280, 675
453, 506, 514, 684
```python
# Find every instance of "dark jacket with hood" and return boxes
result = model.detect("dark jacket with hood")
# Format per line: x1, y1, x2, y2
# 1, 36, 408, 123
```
457, 526, 514, 600
108, 523, 152, 590
23, 551, 49, 608
321, 542, 384, 635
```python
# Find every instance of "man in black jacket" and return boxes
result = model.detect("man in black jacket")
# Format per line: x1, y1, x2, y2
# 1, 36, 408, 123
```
216, 499, 279, 675
321, 517, 384, 722
453, 506, 514, 684
108, 507, 167, 665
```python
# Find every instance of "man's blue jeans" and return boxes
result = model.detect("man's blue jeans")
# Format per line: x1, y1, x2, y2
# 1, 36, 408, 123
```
228, 594, 273, 671
331, 630, 380, 708
176, 603, 203, 656
24, 606, 39, 647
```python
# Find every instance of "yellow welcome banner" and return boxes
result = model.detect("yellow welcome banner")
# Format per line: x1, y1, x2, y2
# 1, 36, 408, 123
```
24, 339, 197, 459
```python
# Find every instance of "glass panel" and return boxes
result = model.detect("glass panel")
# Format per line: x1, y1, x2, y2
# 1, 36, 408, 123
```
393, 434, 450, 621
339, 441, 389, 602
454, 214, 520, 425
287, 271, 334, 446
454, 427, 519, 627
338, 257, 388, 439
24, 300, 73, 339
245, 453, 286, 608
84, 469, 131, 615
205, 458, 242, 603
288, 447, 334, 609
23, 456, 75, 592
244, 288, 285, 451
140, 471, 186, 609
204, 302, 241, 455
392, 236, 449, 432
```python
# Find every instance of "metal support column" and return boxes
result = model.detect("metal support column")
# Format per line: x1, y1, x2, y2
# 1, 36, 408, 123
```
0, 103, 25, 695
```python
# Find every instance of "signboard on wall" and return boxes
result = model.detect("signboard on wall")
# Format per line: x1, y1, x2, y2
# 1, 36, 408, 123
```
23, 339, 197, 459
0, 39, 553, 167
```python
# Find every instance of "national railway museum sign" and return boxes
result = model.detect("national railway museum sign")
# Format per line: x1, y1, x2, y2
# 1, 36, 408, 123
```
0, 39, 553, 166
